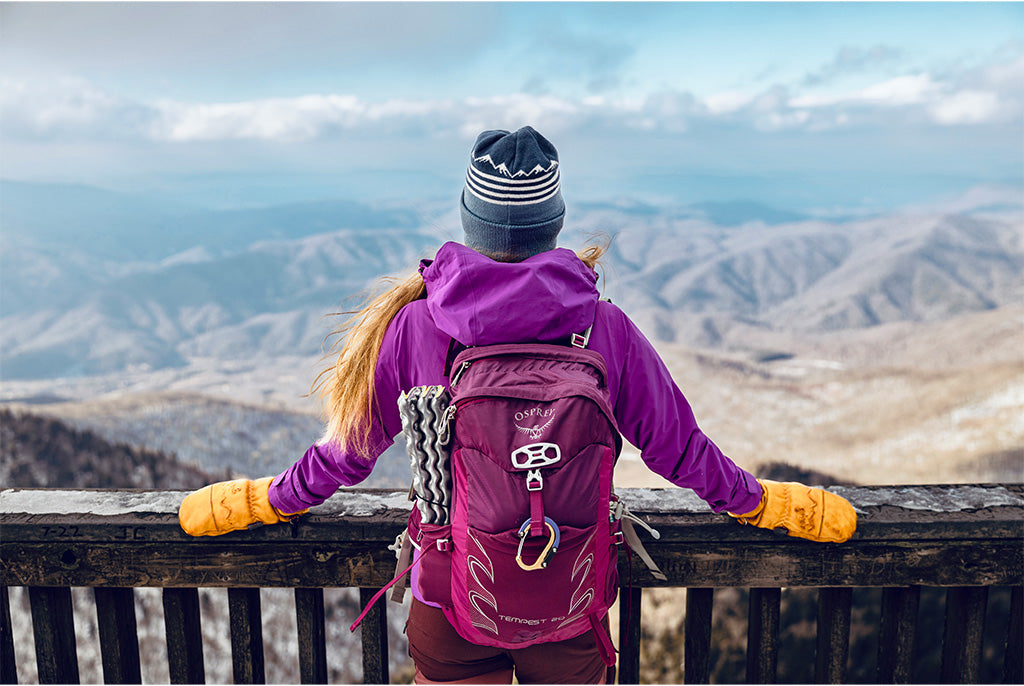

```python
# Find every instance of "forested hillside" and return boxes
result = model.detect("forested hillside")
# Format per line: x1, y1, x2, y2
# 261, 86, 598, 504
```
1, 407, 215, 488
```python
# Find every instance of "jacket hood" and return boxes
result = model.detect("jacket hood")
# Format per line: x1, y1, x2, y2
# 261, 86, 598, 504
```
419, 241, 599, 346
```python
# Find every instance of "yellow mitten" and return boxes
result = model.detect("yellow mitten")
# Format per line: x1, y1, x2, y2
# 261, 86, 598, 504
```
178, 477, 308, 536
731, 479, 856, 543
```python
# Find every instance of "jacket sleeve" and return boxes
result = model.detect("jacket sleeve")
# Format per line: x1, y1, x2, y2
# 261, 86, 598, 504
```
598, 303, 763, 514
267, 302, 448, 515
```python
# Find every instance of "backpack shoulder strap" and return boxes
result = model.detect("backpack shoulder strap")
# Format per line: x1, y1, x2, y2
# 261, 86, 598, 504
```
571, 298, 610, 349
443, 337, 467, 379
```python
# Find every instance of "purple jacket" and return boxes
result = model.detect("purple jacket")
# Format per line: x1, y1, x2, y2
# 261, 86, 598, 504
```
269, 242, 762, 516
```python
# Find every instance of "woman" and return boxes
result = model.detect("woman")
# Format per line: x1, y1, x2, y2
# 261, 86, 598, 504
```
180, 126, 856, 684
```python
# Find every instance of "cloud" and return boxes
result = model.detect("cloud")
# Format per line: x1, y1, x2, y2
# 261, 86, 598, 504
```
0, 76, 155, 141
150, 96, 461, 143
928, 91, 1002, 125
803, 45, 904, 86
790, 74, 941, 108
3, 44, 1021, 151
704, 91, 756, 115
985, 45, 1024, 90
784, 55, 1022, 128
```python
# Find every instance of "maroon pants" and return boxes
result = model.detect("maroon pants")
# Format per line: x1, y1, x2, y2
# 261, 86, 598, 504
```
406, 598, 613, 684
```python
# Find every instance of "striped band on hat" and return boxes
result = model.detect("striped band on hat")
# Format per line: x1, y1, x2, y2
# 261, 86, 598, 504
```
465, 156, 561, 207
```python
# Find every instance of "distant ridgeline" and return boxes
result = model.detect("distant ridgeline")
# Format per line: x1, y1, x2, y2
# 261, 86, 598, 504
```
756, 460, 857, 486
0, 408, 218, 489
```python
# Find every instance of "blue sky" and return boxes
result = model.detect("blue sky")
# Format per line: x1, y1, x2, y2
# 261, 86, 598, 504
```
1, 2, 1021, 212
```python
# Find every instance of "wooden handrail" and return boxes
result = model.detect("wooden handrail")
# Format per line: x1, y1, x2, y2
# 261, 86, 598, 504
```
1, 484, 1022, 684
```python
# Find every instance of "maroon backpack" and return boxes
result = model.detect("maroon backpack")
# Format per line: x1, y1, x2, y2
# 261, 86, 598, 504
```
410, 337, 622, 661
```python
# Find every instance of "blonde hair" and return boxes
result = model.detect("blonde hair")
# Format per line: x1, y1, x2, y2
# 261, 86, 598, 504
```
313, 238, 610, 459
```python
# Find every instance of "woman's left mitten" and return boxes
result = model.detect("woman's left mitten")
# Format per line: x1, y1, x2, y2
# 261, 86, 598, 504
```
731, 479, 856, 543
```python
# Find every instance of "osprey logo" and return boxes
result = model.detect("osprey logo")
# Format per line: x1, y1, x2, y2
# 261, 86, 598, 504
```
514, 407, 556, 439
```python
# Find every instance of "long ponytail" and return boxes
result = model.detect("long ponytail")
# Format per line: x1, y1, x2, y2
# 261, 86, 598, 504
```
312, 270, 426, 458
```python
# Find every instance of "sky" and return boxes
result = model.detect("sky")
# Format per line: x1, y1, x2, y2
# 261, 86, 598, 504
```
1, 2, 1022, 213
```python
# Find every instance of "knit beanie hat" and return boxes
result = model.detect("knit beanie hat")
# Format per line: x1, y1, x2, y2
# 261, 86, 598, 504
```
460, 126, 565, 259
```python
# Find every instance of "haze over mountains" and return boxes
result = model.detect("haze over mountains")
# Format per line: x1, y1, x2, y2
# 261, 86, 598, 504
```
2, 180, 1021, 382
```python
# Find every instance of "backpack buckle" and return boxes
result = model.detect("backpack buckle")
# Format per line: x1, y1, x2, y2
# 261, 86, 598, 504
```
512, 443, 561, 469
571, 324, 593, 349
526, 469, 543, 492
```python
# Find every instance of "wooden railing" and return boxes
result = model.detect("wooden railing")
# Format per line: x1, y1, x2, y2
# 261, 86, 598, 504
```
1, 484, 1021, 684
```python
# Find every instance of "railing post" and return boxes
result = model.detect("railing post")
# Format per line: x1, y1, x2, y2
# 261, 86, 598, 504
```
746, 587, 780, 684
877, 586, 920, 683
295, 588, 328, 684
94, 587, 142, 684
229, 588, 266, 684
358, 588, 389, 685
28, 586, 79, 684
162, 588, 205, 684
1, 586, 17, 685
815, 587, 852, 684
617, 585, 642, 685
940, 586, 988, 684
684, 588, 713, 684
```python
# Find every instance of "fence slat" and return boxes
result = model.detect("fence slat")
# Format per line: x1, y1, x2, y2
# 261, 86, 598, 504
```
162, 588, 205, 684
617, 585, 642, 685
94, 587, 142, 684
358, 588, 389, 685
746, 587, 780, 684
1, 587, 16, 685
229, 588, 265, 684
684, 588, 713, 684
295, 588, 328, 684
1005, 586, 1023, 685
940, 586, 988, 684
815, 587, 852, 684
28, 586, 79, 684
877, 586, 920, 683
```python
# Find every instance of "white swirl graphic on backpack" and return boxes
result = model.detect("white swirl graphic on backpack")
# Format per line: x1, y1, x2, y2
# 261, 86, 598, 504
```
514, 408, 556, 439
559, 532, 596, 629
467, 532, 499, 635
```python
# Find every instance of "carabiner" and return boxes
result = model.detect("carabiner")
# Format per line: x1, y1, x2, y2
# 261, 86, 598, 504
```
516, 517, 561, 571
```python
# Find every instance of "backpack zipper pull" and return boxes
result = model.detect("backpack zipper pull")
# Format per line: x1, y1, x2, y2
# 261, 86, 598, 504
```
450, 360, 472, 387
437, 404, 456, 444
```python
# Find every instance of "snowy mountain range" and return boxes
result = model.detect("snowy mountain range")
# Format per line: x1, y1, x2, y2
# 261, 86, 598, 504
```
1, 180, 1021, 381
